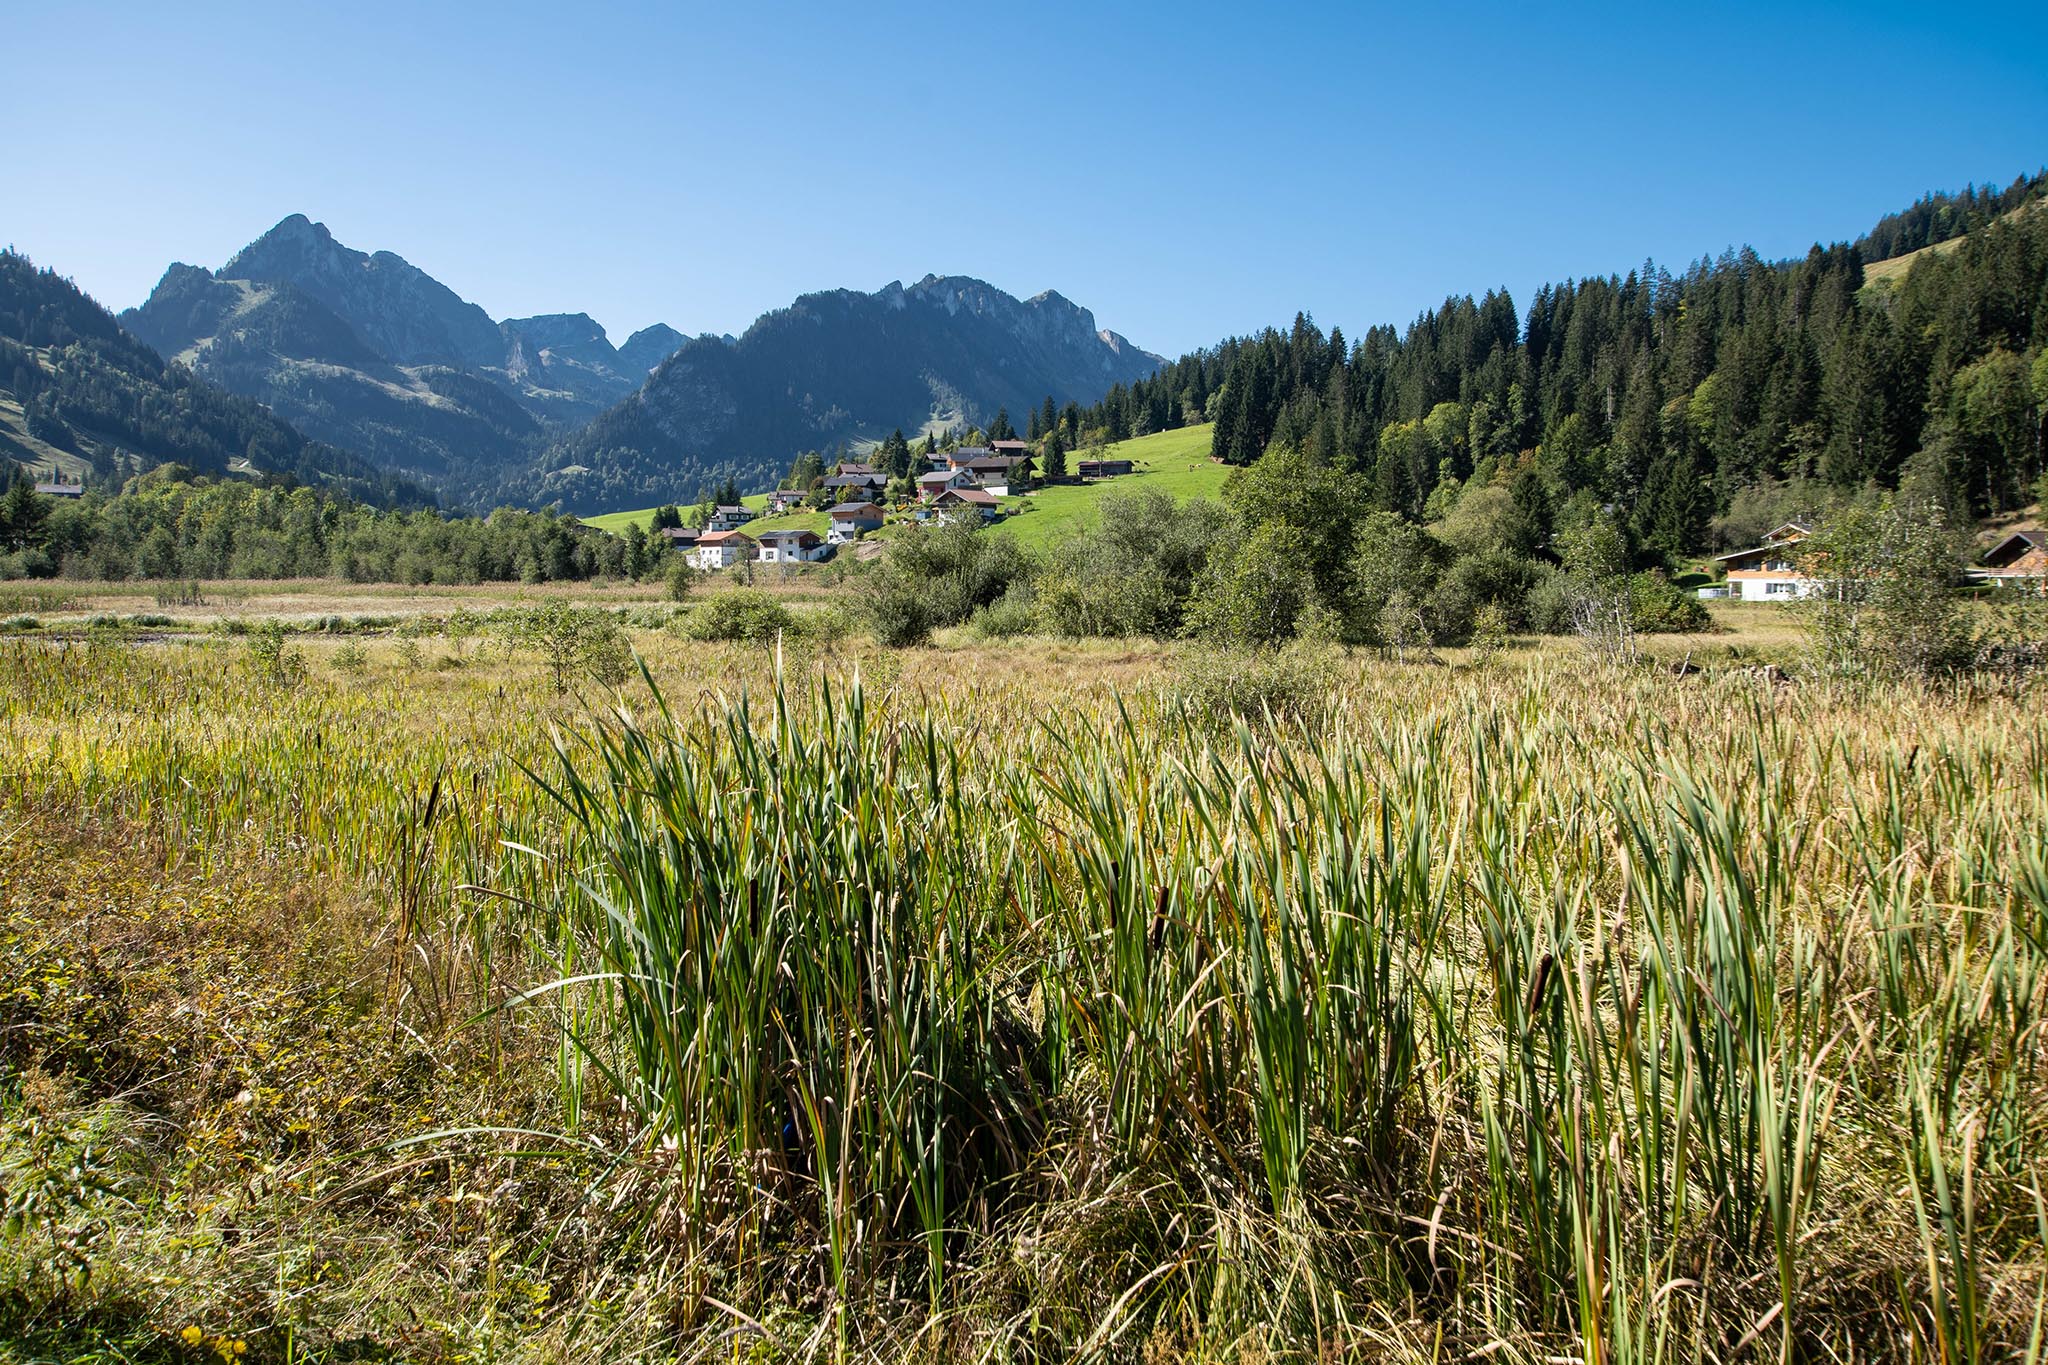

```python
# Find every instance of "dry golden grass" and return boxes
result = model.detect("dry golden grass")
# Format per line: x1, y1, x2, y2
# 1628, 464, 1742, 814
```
2, 627, 2044, 1361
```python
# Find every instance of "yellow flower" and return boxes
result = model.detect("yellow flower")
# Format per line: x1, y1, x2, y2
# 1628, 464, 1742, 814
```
181, 1325, 204, 1346
232, 1343, 247, 1356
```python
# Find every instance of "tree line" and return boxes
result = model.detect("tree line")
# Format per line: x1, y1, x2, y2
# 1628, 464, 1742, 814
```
1, 465, 650, 584
1029, 171, 2048, 563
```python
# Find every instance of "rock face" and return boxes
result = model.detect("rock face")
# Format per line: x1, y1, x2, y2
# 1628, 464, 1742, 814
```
531, 274, 1164, 513
122, 217, 684, 492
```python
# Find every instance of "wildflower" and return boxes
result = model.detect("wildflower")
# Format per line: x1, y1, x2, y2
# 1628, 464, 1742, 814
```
181, 1325, 204, 1346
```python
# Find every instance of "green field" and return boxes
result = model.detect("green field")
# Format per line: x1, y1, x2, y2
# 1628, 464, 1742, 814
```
990, 423, 1229, 550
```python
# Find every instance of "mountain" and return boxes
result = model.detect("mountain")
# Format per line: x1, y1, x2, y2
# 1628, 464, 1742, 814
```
121, 216, 685, 493
0, 249, 427, 505
528, 274, 1166, 512
618, 323, 687, 376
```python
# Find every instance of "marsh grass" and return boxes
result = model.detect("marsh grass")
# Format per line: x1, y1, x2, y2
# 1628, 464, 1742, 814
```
3, 634, 2047, 1361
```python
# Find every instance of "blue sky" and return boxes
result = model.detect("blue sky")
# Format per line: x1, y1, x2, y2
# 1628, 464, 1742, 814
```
10, 1, 2047, 358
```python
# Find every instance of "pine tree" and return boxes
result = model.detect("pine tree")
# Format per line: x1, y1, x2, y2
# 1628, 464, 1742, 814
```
989, 407, 1015, 442
1043, 427, 1068, 481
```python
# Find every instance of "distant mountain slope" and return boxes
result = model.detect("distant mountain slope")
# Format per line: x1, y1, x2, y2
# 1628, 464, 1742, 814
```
529, 274, 1165, 512
0, 249, 427, 504
121, 217, 685, 493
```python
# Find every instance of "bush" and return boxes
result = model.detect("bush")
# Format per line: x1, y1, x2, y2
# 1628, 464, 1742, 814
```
1171, 640, 1339, 731
968, 584, 1039, 639
0, 614, 40, 631
681, 589, 796, 645
1627, 571, 1712, 633
245, 621, 306, 689
862, 522, 1033, 647
332, 642, 370, 675
508, 601, 635, 693
665, 558, 696, 603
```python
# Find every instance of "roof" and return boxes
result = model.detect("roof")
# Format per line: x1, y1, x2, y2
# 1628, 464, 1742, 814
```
949, 446, 994, 460
33, 482, 83, 496
835, 462, 876, 475
990, 439, 1029, 453
918, 469, 964, 483
1714, 524, 1812, 563
823, 473, 884, 488
757, 528, 821, 543
697, 529, 756, 545
962, 456, 1024, 472
659, 527, 700, 541
936, 487, 997, 506
1981, 529, 2046, 566
770, 488, 803, 498
713, 504, 751, 515
830, 500, 884, 518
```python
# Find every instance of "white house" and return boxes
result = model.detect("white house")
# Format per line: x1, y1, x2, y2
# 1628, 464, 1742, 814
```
706, 504, 755, 532
766, 489, 806, 514
828, 501, 884, 544
756, 528, 828, 563
1711, 522, 1814, 602
692, 529, 757, 570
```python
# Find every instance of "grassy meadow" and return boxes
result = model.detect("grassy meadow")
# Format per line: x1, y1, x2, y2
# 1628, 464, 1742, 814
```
3, 603, 2047, 1362
573, 424, 1230, 550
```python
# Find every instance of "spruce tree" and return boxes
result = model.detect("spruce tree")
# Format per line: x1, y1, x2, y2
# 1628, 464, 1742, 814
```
1043, 427, 1068, 481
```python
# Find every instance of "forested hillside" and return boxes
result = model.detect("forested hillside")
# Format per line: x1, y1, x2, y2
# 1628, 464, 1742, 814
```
0, 250, 427, 507
1040, 171, 2048, 559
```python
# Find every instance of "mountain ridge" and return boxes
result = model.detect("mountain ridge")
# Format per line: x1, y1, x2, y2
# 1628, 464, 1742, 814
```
120, 218, 1161, 513
528, 272, 1165, 512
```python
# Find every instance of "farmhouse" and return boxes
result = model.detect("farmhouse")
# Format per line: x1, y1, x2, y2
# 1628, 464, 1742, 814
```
945, 446, 995, 469
990, 439, 1030, 460
917, 467, 977, 501
659, 526, 700, 550
1076, 457, 1133, 479
823, 471, 887, 494
1976, 530, 2047, 589
828, 501, 884, 544
33, 479, 84, 498
707, 504, 755, 532
931, 486, 998, 523
766, 489, 806, 514
957, 455, 1034, 496
692, 529, 757, 570
756, 528, 828, 563
1711, 522, 1814, 602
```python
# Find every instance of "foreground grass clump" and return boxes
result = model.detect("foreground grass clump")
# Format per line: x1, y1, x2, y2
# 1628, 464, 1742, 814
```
3, 632, 2048, 1360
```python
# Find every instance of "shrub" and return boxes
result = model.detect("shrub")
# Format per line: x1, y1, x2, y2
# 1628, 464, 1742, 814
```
1171, 640, 1338, 730
245, 621, 306, 689
508, 601, 635, 692
332, 642, 370, 675
681, 589, 796, 644
968, 584, 1039, 639
1627, 571, 1712, 633
665, 557, 696, 603
862, 521, 1033, 647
